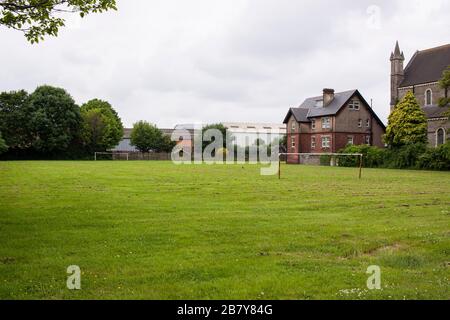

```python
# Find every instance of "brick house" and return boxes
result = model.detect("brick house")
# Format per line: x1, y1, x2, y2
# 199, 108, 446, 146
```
390, 42, 450, 147
283, 89, 386, 164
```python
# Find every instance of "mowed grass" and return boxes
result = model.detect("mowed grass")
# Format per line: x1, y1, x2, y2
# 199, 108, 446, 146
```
0, 161, 449, 300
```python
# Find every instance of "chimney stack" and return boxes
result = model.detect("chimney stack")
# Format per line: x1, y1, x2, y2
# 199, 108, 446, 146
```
323, 88, 335, 106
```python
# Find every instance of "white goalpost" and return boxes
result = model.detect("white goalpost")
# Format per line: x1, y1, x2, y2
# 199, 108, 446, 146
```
277, 152, 364, 180
94, 152, 129, 161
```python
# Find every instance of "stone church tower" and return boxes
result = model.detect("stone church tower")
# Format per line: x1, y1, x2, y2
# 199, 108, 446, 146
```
389, 41, 450, 147
390, 41, 405, 111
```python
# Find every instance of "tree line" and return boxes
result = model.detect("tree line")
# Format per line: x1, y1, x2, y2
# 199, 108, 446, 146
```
0, 85, 174, 159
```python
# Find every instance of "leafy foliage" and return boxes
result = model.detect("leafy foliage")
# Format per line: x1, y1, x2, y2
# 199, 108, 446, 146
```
0, 90, 33, 150
201, 123, 231, 151
418, 142, 450, 171
130, 121, 174, 153
80, 99, 123, 152
0, 0, 117, 43
383, 143, 427, 169
438, 66, 450, 111
438, 65, 450, 98
28, 85, 82, 153
385, 91, 428, 148
0, 132, 8, 154
338, 144, 385, 168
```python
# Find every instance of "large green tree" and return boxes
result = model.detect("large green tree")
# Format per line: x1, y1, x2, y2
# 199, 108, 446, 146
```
385, 91, 428, 148
0, 132, 8, 154
29, 85, 82, 153
80, 99, 123, 152
0, 90, 33, 150
0, 0, 117, 43
130, 121, 174, 153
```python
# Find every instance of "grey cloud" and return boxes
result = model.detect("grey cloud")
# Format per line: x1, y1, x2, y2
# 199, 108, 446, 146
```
1, 0, 449, 128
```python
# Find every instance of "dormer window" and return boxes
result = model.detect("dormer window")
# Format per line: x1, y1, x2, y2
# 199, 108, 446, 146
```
425, 89, 432, 106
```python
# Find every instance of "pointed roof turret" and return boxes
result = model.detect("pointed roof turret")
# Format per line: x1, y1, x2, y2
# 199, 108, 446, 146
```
391, 41, 405, 60
394, 41, 401, 55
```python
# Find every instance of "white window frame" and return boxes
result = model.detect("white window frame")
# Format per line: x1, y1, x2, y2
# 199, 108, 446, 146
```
322, 117, 331, 129
436, 127, 446, 146
291, 121, 296, 132
321, 136, 331, 148
347, 136, 354, 145
311, 120, 316, 130
365, 135, 371, 145
349, 100, 360, 110
291, 136, 296, 148
425, 89, 433, 106
366, 119, 370, 128
311, 136, 316, 149
358, 119, 362, 128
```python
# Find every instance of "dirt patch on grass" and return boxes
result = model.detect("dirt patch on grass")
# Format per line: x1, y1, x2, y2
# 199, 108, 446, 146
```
0, 257, 16, 264
364, 243, 405, 256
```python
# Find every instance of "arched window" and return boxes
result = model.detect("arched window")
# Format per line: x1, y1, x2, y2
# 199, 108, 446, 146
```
425, 89, 432, 106
436, 128, 445, 146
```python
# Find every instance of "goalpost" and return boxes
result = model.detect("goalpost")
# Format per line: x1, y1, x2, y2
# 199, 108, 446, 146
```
278, 153, 363, 180
94, 152, 129, 161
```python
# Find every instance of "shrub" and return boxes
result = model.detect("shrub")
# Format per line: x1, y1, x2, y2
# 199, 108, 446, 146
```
383, 143, 427, 169
320, 155, 331, 166
418, 142, 450, 171
338, 145, 385, 168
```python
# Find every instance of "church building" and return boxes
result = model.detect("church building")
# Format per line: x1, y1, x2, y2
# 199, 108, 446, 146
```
390, 42, 450, 147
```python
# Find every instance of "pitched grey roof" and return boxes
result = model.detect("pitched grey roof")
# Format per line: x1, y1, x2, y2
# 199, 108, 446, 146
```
423, 105, 450, 119
283, 89, 386, 129
400, 44, 450, 87
298, 89, 357, 118
284, 89, 357, 123
290, 108, 310, 122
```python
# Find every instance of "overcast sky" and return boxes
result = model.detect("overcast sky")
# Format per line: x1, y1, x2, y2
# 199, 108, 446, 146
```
1, 0, 449, 128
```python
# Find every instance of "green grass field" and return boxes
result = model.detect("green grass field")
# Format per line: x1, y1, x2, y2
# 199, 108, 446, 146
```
0, 161, 449, 300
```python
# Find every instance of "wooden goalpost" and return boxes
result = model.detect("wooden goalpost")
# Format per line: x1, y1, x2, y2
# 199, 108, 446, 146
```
277, 153, 363, 180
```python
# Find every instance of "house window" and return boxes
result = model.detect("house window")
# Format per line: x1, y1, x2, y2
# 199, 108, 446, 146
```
425, 89, 432, 106
291, 122, 296, 132
348, 100, 360, 110
366, 119, 370, 128
322, 117, 331, 129
311, 120, 316, 130
365, 135, 371, 145
436, 128, 445, 146
321, 136, 331, 148
358, 119, 362, 128
311, 136, 316, 149
291, 136, 296, 148
347, 136, 354, 145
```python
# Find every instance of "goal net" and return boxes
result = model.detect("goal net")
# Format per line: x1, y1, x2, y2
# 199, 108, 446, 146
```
278, 153, 363, 179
